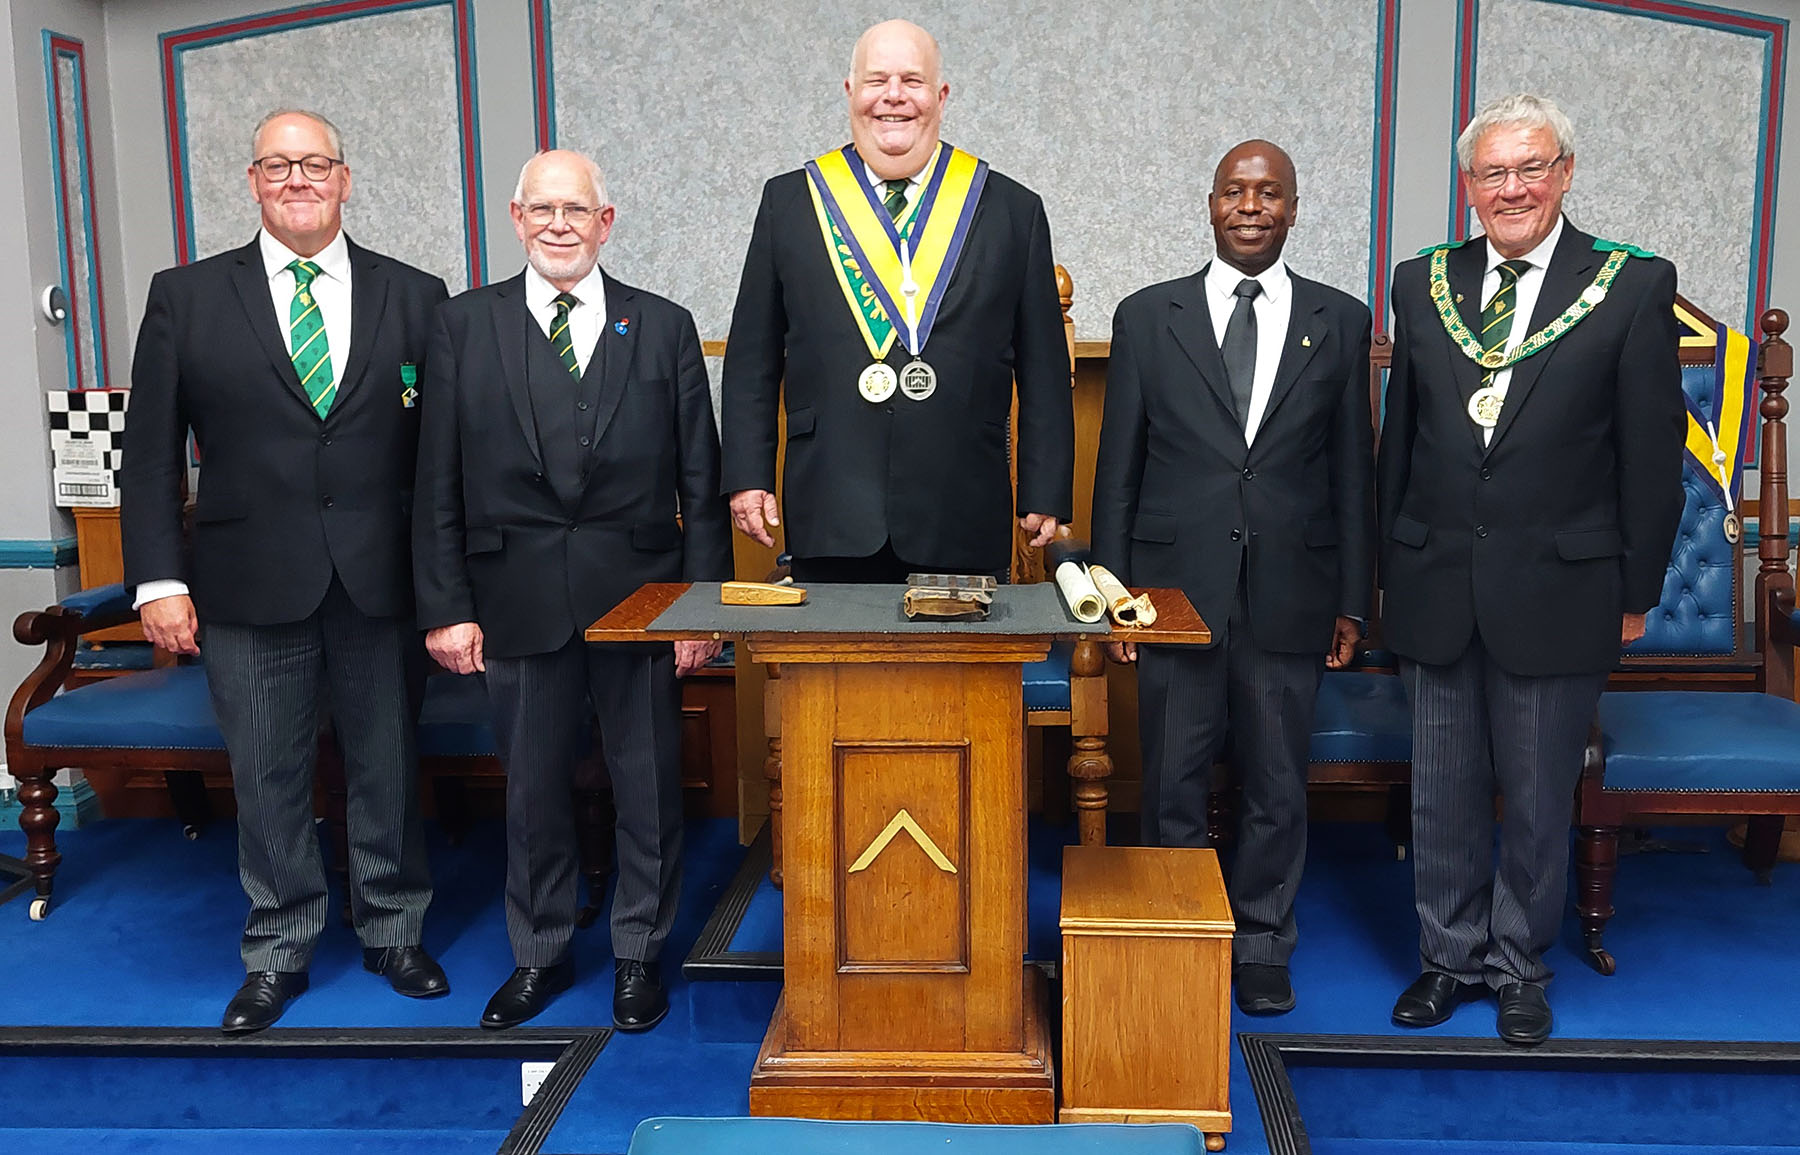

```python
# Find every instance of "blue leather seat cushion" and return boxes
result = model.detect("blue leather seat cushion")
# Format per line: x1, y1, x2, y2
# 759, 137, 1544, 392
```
22, 665, 223, 750
1311, 670, 1412, 763
1599, 690, 1800, 792
61, 582, 134, 620
73, 642, 156, 672
417, 673, 498, 758
1023, 640, 1072, 712
628, 1117, 1206, 1153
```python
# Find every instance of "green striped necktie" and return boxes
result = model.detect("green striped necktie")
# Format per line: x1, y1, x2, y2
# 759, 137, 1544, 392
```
1480, 259, 1531, 384
551, 292, 581, 378
882, 179, 908, 221
286, 259, 334, 417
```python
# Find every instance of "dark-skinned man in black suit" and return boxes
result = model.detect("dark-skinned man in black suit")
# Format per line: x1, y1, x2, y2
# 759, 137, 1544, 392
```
414, 149, 732, 1031
721, 18, 1073, 580
1379, 94, 1683, 1045
122, 109, 450, 1033
1093, 140, 1374, 1018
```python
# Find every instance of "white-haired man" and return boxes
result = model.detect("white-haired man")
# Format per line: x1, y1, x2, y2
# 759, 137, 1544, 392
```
1378, 94, 1683, 1044
413, 149, 731, 1029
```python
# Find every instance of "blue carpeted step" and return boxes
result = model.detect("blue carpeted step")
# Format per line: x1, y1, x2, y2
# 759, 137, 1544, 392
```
5, 1127, 509, 1154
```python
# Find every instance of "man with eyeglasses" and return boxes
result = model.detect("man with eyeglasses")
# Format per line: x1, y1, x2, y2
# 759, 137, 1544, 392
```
122, 109, 451, 1032
413, 149, 731, 1030
1378, 93, 1683, 1044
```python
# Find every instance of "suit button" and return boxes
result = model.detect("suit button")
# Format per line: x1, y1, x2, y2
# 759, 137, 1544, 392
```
1475, 525, 1488, 537
568, 523, 579, 533
579, 436, 591, 447
578, 401, 589, 411
319, 433, 332, 446
533, 472, 544, 482
1242, 468, 1255, 480
1479, 467, 1491, 480
321, 495, 333, 509
1229, 529, 1242, 541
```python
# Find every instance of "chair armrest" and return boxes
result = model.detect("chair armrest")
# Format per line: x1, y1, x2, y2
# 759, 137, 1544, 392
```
59, 582, 136, 622
7, 584, 144, 743
1768, 585, 1800, 649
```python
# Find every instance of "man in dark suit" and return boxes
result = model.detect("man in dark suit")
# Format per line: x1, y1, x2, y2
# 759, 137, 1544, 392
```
122, 109, 450, 1033
1093, 140, 1374, 1017
721, 18, 1073, 580
1378, 94, 1683, 1045
414, 149, 732, 1031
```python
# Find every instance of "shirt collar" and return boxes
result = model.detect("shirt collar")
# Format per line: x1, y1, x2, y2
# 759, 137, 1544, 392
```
1205, 256, 1290, 307
861, 149, 934, 191
260, 229, 350, 284
1484, 215, 1565, 276
524, 263, 607, 314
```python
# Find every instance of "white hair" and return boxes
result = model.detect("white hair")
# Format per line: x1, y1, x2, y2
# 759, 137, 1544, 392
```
1455, 93, 1575, 171
251, 109, 344, 161
512, 150, 610, 208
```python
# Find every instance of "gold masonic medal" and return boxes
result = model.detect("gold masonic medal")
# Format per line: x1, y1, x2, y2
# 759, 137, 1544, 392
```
899, 359, 937, 401
1468, 386, 1505, 428
1724, 511, 1743, 545
859, 362, 898, 403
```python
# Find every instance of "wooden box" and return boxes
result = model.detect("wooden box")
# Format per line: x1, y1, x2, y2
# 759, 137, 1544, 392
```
1059, 844, 1233, 1148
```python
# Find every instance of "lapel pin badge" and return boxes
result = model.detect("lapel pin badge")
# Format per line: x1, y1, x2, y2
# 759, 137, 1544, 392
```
400, 363, 418, 408
615, 318, 630, 335
1301, 335, 1312, 348
1456, 293, 1466, 303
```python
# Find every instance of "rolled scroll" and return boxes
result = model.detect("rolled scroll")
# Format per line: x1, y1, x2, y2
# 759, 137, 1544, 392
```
1054, 561, 1106, 624
1087, 564, 1158, 627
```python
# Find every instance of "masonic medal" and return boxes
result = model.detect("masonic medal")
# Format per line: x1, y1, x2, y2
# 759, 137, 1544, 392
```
1724, 511, 1743, 545
1467, 386, 1505, 429
899, 360, 937, 401
859, 362, 898, 403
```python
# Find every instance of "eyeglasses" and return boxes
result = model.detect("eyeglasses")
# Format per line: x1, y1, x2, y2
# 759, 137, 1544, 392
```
521, 203, 600, 227
1469, 154, 1565, 190
253, 154, 344, 182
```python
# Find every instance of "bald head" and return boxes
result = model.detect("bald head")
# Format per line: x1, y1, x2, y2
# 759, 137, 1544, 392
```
849, 20, 942, 86
1209, 139, 1298, 276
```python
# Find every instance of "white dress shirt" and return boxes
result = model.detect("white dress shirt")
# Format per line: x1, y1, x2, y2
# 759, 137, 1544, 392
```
134, 229, 355, 611
525, 264, 608, 375
1205, 256, 1294, 446
1477, 216, 1564, 446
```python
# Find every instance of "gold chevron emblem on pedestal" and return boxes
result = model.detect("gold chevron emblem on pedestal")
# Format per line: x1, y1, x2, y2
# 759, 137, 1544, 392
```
848, 808, 957, 874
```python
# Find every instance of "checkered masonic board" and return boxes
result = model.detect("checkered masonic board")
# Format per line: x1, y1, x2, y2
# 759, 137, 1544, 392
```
46, 389, 128, 507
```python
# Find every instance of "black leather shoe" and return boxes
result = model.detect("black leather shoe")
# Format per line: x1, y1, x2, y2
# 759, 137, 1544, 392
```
1497, 982, 1553, 1046
1392, 971, 1487, 1028
481, 959, 575, 1029
1234, 964, 1296, 1015
363, 945, 450, 998
613, 959, 669, 1032
222, 971, 309, 1035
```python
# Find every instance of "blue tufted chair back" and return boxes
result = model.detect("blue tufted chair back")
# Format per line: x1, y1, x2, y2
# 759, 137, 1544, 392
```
1627, 363, 1742, 656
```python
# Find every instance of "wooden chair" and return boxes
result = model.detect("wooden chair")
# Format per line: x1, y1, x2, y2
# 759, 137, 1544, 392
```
1574, 306, 1800, 974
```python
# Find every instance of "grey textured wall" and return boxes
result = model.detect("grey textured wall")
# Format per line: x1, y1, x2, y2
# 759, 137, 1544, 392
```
1474, 0, 1766, 329
551, 0, 1388, 339
177, 4, 472, 286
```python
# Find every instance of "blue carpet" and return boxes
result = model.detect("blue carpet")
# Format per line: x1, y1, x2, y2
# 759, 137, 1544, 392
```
4, 817, 1799, 1154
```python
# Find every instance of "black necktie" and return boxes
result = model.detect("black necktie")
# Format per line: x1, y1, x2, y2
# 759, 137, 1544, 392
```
1220, 278, 1262, 428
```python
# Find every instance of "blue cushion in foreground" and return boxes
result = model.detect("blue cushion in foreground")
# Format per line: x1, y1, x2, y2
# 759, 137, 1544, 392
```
1023, 640, 1074, 713
1598, 690, 1800, 792
1310, 670, 1412, 763
628, 1117, 1206, 1153
21, 665, 224, 750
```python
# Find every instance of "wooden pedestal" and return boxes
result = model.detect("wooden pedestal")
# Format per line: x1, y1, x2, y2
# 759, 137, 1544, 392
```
1059, 844, 1234, 1147
745, 641, 1056, 1123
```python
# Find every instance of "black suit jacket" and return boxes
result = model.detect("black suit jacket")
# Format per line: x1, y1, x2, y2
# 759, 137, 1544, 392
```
1092, 267, 1375, 653
719, 158, 1074, 571
412, 271, 732, 660
1376, 223, 1685, 676
121, 236, 448, 625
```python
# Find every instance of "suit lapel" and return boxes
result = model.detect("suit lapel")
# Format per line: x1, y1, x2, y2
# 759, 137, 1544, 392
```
228, 239, 314, 414
1487, 224, 1595, 453
1444, 240, 1488, 446
332, 239, 387, 412
1168, 269, 1236, 423
490, 276, 543, 470
1255, 276, 1327, 434
588, 272, 636, 452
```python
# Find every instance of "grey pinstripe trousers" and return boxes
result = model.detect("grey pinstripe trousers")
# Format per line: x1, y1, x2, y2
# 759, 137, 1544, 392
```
1136, 582, 1325, 966
204, 577, 432, 973
483, 638, 684, 968
1401, 637, 1605, 987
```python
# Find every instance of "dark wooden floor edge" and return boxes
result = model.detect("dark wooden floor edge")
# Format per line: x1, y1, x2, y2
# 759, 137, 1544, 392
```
1238, 1032, 1800, 1155
497, 1030, 613, 1155
682, 824, 783, 981
0, 853, 28, 907
0, 1025, 595, 1052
